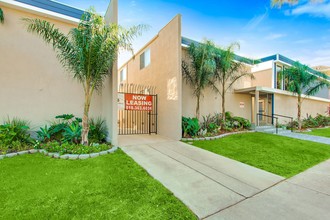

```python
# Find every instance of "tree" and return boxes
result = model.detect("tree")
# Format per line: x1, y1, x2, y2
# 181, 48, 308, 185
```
0, 8, 4, 24
24, 9, 145, 145
213, 43, 254, 122
182, 40, 218, 119
272, 0, 318, 7
284, 62, 330, 130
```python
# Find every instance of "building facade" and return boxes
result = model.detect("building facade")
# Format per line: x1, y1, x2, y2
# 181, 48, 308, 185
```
119, 15, 330, 139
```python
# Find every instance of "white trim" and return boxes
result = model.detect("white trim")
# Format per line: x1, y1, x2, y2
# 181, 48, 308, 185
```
235, 86, 330, 103
0, 0, 80, 24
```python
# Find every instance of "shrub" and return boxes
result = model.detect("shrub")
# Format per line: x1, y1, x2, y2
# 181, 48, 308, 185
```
200, 114, 219, 133
37, 114, 108, 145
42, 141, 110, 155
0, 117, 34, 154
287, 114, 330, 130
231, 116, 251, 129
182, 117, 200, 137
89, 118, 108, 144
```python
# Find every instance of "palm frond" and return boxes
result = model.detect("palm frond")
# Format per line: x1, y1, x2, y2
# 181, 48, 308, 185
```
0, 8, 4, 24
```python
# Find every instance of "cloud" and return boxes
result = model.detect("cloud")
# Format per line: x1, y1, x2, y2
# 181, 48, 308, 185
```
288, 1, 330, 19
266, 33, 286, 40
244, 9, 269, 30
130, 0, 137, 7
293, 39, 313, 44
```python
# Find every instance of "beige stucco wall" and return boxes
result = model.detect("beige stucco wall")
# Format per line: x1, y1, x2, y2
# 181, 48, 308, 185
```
274, 93, 330, 123
252, 69, 273, 87
103, 0, 118, 144
0, 6, 103, 128
118, 15, 182, 140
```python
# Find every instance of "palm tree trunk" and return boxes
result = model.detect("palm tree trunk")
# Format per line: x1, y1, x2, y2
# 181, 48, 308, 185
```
196, 94, 200, 119
221, 85, 226, 122
297, 95, 302, 130
82, 92, 91, 145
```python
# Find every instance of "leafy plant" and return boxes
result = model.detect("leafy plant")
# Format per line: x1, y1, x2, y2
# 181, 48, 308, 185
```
200, 114, 219, 133
63, 122, 82, 144
182, 117, 200, 137
89, 118, 108, 144
42, 141, 110, 155
37, 125, 52, 142
0, 118, 34, 154
0, 118, 33, 146
0, 8, 4, 24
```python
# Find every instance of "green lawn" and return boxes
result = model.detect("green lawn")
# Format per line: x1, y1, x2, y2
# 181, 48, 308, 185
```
304, 127, 330, 138
191, 132, 330, 178
0, 150, 196, 220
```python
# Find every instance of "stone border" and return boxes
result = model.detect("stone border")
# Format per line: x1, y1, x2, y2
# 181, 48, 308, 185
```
181, 130, 255, 141
0, 146, 118, 160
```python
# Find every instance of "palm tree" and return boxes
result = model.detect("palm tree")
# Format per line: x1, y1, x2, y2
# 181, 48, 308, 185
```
284, 62, 330, 130
213, 43, 254, 122
182, 40, 218, 119
272, 0, 315, 7
24, 9, 145, 145
0, 8, 4, 24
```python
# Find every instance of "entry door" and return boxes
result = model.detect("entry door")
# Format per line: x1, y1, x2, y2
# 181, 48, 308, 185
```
258, 100, 265, 122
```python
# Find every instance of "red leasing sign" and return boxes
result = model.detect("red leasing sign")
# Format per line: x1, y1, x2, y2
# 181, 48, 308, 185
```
125, 94, 153, 111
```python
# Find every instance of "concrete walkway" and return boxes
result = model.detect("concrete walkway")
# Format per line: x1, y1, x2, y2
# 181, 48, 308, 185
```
207, 159, 330, 220
119, 135, 284, 219
279, 132, 330, 145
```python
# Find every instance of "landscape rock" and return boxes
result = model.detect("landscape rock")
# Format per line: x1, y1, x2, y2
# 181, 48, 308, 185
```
60, 155, 69, 160
28, 149, 38, 154
89, 153, 100, 158
17, 151, 29, 155
78, 154, 90, 160
99, 151, 108, 156
5, 153, 17, 158
68, 154, 79, 160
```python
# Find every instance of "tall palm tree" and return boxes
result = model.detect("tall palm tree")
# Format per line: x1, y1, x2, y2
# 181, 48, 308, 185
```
0, 8, 4, 24
24, 9, 145, 145
213, 43, 254, 122
182, 40, 218, 119
284, 62, 330, 130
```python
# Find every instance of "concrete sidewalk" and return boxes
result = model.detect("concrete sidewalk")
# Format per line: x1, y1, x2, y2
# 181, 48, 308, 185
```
119, 135, 283, 219
207, 159, 330, 220
279, 132, 330, 145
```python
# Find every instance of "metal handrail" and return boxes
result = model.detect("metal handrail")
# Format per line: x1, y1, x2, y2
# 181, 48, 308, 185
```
273, 114, 293, 132
256, 113, 278, 134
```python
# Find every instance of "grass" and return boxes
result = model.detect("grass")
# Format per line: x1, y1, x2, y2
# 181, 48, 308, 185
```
191, 132, 330, 178
304, 127, 330, 138
0, 150, 196, 220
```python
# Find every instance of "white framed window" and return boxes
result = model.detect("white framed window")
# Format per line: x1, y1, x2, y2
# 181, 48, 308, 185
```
140, 48, 150, 69
120, 67, 127, 82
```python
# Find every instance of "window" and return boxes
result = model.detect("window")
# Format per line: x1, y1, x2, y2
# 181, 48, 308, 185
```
276, 65, 282, 89
120, 67, 127, 82
140, 48, 150, 69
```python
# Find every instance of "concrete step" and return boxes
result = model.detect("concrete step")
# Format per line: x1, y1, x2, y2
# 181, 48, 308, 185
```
255, 126, 292, 134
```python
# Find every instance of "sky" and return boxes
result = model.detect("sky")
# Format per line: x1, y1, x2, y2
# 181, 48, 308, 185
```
59, 0, 330, 67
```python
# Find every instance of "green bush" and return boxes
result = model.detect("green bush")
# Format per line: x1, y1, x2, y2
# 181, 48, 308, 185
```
89, 118, 108, 144
287, 114, 330, 129
0, 118, 34, 154
231, 116, 251, 129
200, 114, 219, 133
37, 114, 108, 145
42, 141, 110, 155
182, 117, 200, 137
